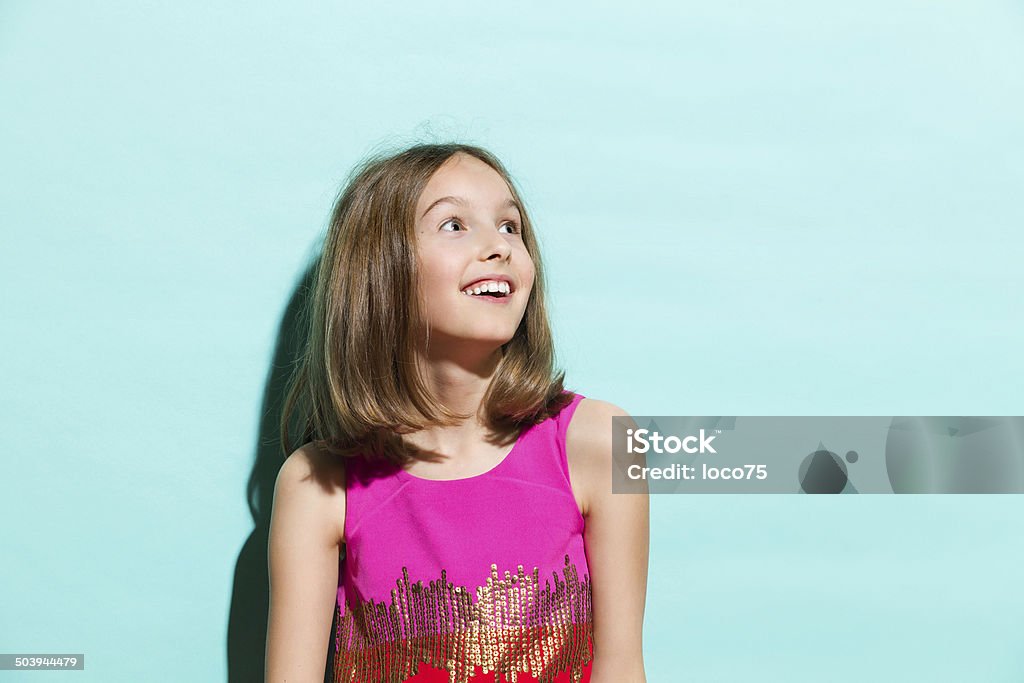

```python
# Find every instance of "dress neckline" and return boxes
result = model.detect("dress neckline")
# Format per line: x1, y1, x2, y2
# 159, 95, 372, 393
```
396, 423, 533, 483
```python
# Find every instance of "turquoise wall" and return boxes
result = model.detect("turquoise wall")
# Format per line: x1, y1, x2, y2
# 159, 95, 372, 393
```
2, 1, 1022, 680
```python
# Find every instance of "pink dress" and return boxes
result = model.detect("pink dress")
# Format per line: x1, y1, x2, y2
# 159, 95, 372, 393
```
331, 392, 593, 683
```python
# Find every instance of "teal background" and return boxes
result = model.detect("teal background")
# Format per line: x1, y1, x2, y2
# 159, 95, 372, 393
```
2, 1, 1022, 681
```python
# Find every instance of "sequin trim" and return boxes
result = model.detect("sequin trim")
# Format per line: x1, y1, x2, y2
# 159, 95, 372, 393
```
333, 554, 593, 683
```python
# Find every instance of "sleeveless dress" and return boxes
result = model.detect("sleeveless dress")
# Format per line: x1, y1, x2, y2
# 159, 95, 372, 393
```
331, 391, 593, 683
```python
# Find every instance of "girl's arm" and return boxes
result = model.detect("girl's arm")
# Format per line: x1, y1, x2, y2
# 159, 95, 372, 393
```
265, 445, 347, 683
568, 400, 650, 683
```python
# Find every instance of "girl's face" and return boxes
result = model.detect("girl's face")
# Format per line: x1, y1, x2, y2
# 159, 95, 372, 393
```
414, 153, 535, 351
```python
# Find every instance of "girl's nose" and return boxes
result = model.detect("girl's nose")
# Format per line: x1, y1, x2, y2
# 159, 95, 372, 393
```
480, 228, 512, 261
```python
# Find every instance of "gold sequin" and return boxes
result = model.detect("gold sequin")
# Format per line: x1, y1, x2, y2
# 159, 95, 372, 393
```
333, 555, 593, 683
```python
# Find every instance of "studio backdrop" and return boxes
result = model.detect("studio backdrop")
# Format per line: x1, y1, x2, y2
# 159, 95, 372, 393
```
1, 1, 1022, 681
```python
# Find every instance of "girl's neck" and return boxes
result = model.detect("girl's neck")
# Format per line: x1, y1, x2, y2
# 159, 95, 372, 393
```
408, 343, 503, 454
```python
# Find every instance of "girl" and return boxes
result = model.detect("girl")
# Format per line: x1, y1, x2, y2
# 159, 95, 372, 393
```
265, 143, 649, 683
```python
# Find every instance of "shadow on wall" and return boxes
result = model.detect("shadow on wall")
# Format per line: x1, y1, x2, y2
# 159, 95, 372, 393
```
226, 258, 339, 683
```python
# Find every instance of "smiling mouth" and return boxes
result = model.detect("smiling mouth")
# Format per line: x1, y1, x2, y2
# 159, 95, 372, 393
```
461, 282, 512, 298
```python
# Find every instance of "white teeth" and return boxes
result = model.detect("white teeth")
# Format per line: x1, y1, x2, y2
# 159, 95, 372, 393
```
462, 280, 511, 296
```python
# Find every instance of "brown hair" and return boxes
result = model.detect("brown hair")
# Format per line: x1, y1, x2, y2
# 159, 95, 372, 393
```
279, 143, 572, 467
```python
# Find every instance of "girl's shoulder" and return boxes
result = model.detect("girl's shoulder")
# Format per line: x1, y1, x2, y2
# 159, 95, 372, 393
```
565, 396, 631, 438
275, 441, 348, 546
564, 396, 633, 517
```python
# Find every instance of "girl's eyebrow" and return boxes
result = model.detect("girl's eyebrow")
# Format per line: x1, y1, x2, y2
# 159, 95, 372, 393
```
420, 195, 521, 219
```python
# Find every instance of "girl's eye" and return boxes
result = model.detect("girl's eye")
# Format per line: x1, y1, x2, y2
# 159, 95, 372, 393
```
440, 218, 521, 234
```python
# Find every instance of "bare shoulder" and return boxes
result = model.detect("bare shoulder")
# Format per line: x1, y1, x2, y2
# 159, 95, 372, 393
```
568, 397, 631, 431
275, 442, 348, 546
565, 398, 634, 518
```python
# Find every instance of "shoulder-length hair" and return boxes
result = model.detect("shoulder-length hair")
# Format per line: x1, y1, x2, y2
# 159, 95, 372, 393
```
280, 142, 572, 467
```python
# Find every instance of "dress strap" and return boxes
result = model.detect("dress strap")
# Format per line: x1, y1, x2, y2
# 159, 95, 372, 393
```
555, 391, 586, 488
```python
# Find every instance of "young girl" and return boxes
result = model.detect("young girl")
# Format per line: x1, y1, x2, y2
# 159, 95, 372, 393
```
265, 143, 649, 683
